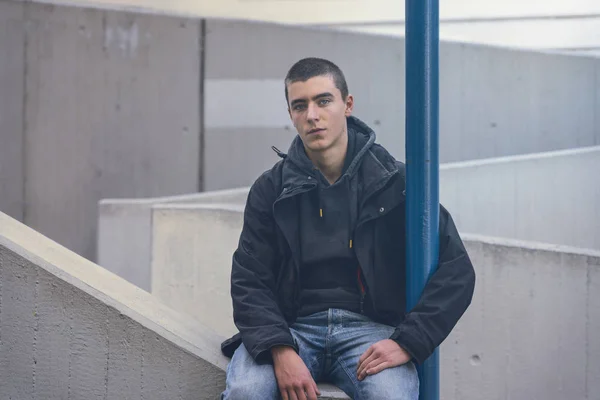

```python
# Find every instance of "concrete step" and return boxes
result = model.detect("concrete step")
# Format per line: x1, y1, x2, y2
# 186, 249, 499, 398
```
317, 383, 350, 399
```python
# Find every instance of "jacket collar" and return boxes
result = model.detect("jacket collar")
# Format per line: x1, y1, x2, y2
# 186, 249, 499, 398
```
274, 116, 402, 197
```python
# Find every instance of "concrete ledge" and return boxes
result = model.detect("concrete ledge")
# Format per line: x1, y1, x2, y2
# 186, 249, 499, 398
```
0, 211, 228, 398
441, 146, 600, 251
0, 211, 349, 399
98, 187, 249, 291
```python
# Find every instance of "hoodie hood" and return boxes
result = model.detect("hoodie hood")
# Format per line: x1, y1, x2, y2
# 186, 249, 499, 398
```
282, 116, 376, 184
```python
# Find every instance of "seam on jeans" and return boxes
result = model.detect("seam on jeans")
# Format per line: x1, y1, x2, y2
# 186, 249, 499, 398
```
314, 353, 325, 381
336, 358, 361, 398
305, 353, 321, 380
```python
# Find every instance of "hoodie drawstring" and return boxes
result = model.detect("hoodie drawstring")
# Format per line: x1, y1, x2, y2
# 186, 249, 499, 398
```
271, 146, 287, 159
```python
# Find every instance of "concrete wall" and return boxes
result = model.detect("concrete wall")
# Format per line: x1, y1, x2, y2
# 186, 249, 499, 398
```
147, 205, 600, 400
0, 211, 227, 399
204, 19, 600, 191
99, 146, 600, 291
441, 146, 600, 251
0, 1, 25, 221
445, 236, 600, 400
151, 204, 244, 337
97, 187, 248, 290
3, 0, 600, 271
0, 0, 202, 262
0, 210, 348, 399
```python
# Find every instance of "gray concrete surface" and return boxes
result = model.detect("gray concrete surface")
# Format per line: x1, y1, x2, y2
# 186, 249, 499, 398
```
0, 1, 25, 221
444, 236, 600, 400
0, 0, 202, 262
2, 0, 600, 266
441, 146, 600, 251
0, 211, 227, 399
0, 209, 348, 399
97, 187, 248, 290
204, 19, 600, 191
100, 146, 600, 291
147, 205, 600, 400
151, 204, 244, 337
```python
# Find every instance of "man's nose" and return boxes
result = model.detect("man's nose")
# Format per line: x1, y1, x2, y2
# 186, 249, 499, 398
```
306, 102, 320, 121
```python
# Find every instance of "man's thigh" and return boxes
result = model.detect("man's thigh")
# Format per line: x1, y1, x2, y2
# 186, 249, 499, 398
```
222, 314, 327, 400
328, 311, 419, 400
221, 343, 279, 400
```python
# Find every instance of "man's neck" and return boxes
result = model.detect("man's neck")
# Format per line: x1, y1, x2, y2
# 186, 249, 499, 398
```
305, 131, 348, 185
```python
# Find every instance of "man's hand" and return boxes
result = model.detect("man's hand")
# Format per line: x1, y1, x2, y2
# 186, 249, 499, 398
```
271, 346, 321, 400
356, 339, 411, 381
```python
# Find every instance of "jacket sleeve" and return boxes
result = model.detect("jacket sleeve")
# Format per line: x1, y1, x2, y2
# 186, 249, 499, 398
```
230, 174, 297, 363
389, 206, 476, 365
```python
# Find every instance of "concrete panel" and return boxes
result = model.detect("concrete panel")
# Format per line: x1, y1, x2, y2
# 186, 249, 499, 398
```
0, 210, 347, 399
205, 127, 296, 190
23, 3, 201, 261
597, 62, 600, 146
106, 306, 143, 399
0, 210, 228, 399
440, 147, 600, 251
151, 204, 244, 337
0, 1, 25, 221
36, 267, 74, 399
101, 147, 600, 294
0, 240, 36, 399
97, 187, 249, 290
442, 237, 599, 400
145, 204, 600, 399
588, 256, 600, 399
458, 44, 597, 160
204, 20, 600, 191
97, 202, 153, 290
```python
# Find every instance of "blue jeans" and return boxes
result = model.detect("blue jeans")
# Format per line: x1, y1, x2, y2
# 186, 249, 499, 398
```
222, 309, 419, 400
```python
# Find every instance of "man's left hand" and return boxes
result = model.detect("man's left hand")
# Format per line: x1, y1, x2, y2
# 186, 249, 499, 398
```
356, 339, 411, 381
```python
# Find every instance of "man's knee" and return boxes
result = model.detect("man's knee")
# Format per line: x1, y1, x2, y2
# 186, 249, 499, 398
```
223, 377, 279, 400
356, 362, 419, 400
222, 345, 279, 400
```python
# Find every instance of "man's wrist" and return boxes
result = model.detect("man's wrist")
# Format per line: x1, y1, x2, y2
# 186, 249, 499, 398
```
271, 345, 295, 359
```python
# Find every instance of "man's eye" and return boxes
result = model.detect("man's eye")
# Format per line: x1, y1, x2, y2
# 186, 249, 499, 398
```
294, 104, 306, 111
319, 99, 331, 106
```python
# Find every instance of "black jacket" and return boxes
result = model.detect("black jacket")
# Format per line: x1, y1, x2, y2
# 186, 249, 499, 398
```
221, 117, 476, 365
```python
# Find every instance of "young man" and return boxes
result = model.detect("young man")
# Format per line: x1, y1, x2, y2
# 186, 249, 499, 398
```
221, 58, 475, 400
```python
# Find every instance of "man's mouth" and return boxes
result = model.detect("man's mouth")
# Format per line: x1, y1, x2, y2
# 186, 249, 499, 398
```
307, 128, 325, 134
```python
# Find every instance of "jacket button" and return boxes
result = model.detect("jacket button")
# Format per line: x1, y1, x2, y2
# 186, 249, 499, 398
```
379, 207, 385, 213
308, 176, 312, 180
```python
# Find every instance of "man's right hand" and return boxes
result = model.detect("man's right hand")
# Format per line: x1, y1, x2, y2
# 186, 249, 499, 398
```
271, 346, 321, 400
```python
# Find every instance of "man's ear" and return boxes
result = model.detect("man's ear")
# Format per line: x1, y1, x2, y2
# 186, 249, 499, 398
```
344, 94, 354, 117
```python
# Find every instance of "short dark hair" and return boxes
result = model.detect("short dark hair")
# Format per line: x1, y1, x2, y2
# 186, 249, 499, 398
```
284, 57, 349, 105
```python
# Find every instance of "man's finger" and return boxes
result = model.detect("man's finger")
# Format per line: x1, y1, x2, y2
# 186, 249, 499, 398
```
280, 388, 290, 400
313, 380, 321, 396
305, 382, 319, 400
295, 386, 308, 400
358, 345, 374, 366
366, 360, 390, 376
288, 389, 300, 400
364, 360, 391, 378
359, 358, 385, 381
357, 352, 377, 378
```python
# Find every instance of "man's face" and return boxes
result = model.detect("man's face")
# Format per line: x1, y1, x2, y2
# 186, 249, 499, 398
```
287, 75, 353, 153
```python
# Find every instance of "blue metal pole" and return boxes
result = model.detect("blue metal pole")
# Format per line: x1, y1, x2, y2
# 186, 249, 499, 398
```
405, 0, 440, 399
